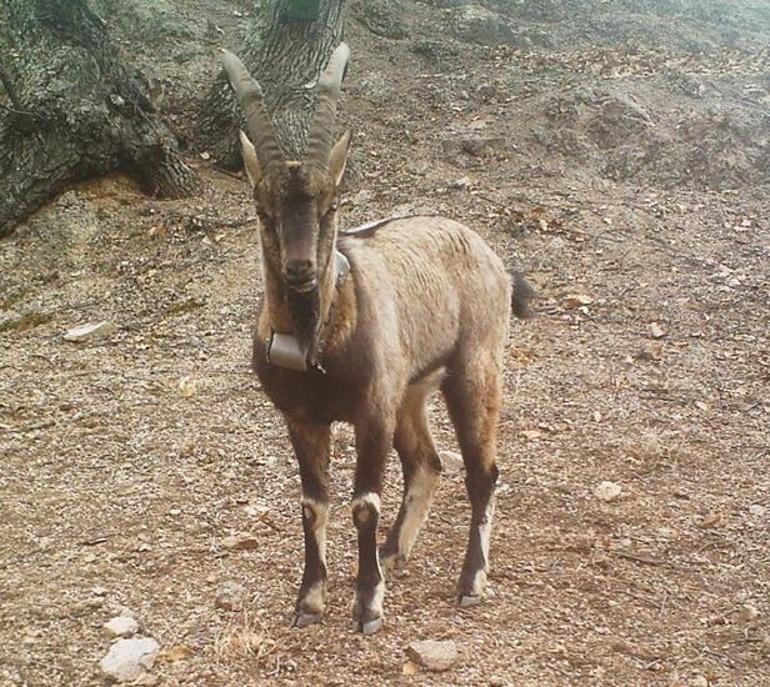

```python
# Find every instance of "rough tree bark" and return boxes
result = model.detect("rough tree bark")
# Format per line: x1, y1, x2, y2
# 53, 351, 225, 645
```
0, 0, 198, 237
197, 0, 347, 168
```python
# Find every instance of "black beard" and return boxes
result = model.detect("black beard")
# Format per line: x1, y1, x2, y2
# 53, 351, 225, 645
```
286, 287, 320, 352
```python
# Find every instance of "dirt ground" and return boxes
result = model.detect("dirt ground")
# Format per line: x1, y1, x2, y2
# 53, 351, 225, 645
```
1, 1, 768, 685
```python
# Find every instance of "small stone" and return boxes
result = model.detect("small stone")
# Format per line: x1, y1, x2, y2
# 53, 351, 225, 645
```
407, 161, 429, 176
691, 676, 709, 687
738, 603, 760, 623
100, 637, 159, 683
700, 512, 723, 528
178, 376, 197, 399
104, 616, 140, 638
439, 450, 464, 472
92, 586, 108, 596
64, 321, 117, 342
748, 504, 765, 517
215, 581, 246, 611
407, 639, 458, 672
594, 481, 622, 502
648, 322, 666, 339
450, 176, 472, 189
221, 533, 259, 551
563, 294, 593, 308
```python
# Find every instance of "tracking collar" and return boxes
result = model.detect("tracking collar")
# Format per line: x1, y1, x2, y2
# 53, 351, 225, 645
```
266, 250, 350, 372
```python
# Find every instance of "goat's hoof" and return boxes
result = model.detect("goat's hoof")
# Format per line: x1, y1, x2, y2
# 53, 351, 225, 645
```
458, 594, 482, 608
355, 616, 383, 635
293, 611, 323, 628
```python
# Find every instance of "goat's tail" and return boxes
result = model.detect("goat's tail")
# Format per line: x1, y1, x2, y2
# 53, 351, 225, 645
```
511, 271, 534, 319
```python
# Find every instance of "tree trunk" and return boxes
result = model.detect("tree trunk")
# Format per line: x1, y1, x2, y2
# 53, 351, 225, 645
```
197, 0, 347, 168
0, 0, 199, 237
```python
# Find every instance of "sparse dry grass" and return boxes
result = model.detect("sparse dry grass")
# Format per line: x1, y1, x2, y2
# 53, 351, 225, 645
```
214, 611, 276, 662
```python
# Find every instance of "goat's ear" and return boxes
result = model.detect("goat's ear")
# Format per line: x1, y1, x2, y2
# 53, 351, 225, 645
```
328, 130, 351, 188
239, 130, 261, 189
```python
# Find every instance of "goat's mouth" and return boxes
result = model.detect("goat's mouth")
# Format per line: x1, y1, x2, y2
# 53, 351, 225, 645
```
285, 276, 318, 294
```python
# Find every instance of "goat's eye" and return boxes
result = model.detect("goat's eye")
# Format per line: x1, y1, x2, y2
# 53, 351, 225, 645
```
323, 202, 337, 219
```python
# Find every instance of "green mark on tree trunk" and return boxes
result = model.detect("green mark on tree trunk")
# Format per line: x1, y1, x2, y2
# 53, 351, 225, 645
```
284, 0, 322, 21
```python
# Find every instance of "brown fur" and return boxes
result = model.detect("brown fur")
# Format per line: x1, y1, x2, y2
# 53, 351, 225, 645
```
254, 217, 512, 427
223, 44, 527, 632
251, 212, 516, 629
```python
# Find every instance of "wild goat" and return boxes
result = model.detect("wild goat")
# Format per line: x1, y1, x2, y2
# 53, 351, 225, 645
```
221, 43, 531, 634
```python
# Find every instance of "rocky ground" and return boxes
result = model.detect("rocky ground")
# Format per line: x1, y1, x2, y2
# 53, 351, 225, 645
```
1, 1, 768, 685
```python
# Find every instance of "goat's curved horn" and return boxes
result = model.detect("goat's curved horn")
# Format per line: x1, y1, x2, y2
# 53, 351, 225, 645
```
307, 42, 351, 168
219, 49, 282, 170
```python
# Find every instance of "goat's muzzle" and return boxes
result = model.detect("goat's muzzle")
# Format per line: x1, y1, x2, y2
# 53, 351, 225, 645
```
284, 259, 318, 293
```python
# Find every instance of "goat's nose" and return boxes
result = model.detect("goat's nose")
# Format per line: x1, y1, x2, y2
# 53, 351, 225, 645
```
284, 259, 316, 289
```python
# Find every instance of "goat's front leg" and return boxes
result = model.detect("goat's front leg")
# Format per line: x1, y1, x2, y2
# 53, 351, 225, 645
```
351, 417, 393, 635
286, 416, 331, 628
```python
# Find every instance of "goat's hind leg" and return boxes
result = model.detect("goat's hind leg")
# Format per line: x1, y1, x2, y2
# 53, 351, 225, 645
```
380, 383, 442, 576
286, 416, 331, 627
442, 363, 501, 607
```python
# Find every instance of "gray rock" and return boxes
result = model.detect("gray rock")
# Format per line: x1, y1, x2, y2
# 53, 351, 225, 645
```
449, 5, 514, 46
104, 616, 140, 638
594, 480, 622, 502
357, 0, 407, 39
215, 581, 246, 611
64, 320, 117, 342
99, 637, 159, 683
221, 533, 259, 551
439, 450, 465, 472
407, 639, 458, 672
